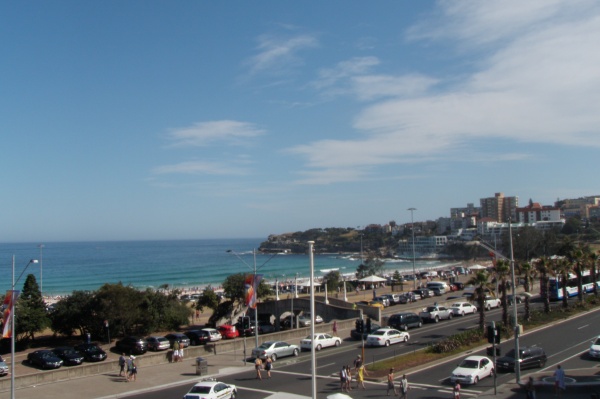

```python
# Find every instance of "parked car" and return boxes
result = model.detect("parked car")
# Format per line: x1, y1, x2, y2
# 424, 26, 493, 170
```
355, 300, 385, 309
366, 328, 410, 347
374, 296, 390, 307
450, 355, 494, 385
303, 312, 324, 324
27, 350, 64, 369
116, 336, 148, 355
449, 302, 478, 316
413, 288, 432, 298
451, 282, 465, 290
146, 336, 171, 351
300, 333, 342, 351
280, 315, 298, 329
74, 343, 107, 362
297, 315, 312, 327
380, 293, 401, 305
214, 324, 240, 342
251, 340, 300, 361
165, 333, 191, 348
397, 292, 416, 303
183, 379, 237, 399
185, 330, 211, 346
52, 347, 85, 366
0, 356, 8, 376
387, 312, 422, 331
257, 321, 276, 334
496, 346, 547, 372
589, 335, 600, 360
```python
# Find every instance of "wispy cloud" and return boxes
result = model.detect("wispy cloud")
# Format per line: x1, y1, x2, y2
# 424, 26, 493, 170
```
291, 0, 600, 184
167, 120, 265, 147
245, 33, 318, 75
153, 160, 250, 176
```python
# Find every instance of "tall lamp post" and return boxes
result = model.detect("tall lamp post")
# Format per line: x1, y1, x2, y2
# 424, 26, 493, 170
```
227, 249, 278, 349
408, 208, 417, 289
308, 241, 317, 399
10, 257, 38, 399
508, 219, 521, 383
38, 244, 44, 298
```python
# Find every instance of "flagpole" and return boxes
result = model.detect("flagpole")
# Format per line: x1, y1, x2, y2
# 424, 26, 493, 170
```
11, 255, 15, 399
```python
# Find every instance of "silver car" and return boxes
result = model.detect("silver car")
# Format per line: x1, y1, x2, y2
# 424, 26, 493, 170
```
251, 340, 300, 361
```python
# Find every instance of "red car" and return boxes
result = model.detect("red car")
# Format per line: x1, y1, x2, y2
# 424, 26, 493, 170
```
217, 325, 239, 339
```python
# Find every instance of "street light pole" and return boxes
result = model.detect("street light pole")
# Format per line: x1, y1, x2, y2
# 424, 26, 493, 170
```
508, 219, 521, 383
308, 241, 317, 399
10, 257, 38, 399
38, 244, 44, 298
408, 208, 417, 289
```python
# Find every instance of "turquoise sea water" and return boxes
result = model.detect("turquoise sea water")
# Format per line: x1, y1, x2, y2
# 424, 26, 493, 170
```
0, 239, 455, 296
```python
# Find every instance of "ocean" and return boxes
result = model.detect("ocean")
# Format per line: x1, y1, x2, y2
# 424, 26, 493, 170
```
0, 239, 457, 297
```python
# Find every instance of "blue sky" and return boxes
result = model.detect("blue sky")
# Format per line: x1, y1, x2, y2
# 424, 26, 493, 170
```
2, 0, 599, 242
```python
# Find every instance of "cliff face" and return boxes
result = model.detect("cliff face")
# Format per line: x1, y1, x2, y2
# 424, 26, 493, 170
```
258, 228, 399, 256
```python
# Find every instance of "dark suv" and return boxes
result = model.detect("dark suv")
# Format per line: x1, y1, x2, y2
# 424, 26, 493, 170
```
165, 333, 190, 348
185, 330, 211, 346
496, 346, 547, 372
116, 336, 148, 355
387, 312, 422, 331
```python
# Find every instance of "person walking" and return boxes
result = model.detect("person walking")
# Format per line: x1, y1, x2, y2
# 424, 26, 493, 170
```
172, 340, 180, 363
340, 365, 348, 392
387, 368, 397, 396
264, 357, 273, 379
525, 376, 536, 399
353, 354, 362, 370
453, 381, 460, 399
345, 365, 352, 392
129, 357, 137, 382
178, 342, 184, 362
356, 363, 369, 390
399, 374, 409, 399
118, 353, 126, 377
254, 357, 263, 380
554, 364, 565, 397
125, 356, 133, 381
333, 320, 338, 335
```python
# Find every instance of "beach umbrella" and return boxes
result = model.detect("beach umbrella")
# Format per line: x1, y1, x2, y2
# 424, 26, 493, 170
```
359, 275, 386, 283
468, 264, 487, 270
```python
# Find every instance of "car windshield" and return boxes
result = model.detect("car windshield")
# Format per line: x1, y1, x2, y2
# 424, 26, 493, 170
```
594, 338, 600, 345
451, 303, 462, 307
258, 343, 271, 349
189, 386, 211, 394
459, 359, 479, 369
426, 307, 436, 311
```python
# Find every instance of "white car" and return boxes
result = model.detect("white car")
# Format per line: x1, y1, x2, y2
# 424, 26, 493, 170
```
299, 313, 324, 326
201, 328, 223, 342
450, 355, 494, 385
183, 379, 237, 399
366, 328, 409, 347
300, 333, 342, 351
589, 335, 600, 359
449, 302, 478, 316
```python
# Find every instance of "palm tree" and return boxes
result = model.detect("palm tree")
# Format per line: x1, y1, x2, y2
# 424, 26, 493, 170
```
587, 251, 599, 297
553, 257, 571, 309
517, 261, 536, 321
466, 271, 495, 332
495, 259, 511, 327
534, 256, 552, 313
570, 245, 586, 304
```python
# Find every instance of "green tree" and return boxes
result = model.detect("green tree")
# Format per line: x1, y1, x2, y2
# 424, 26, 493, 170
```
535, 256, 552, 313
517, 261, 536, 321
553, 257, 571, 309
494, 260, 511, 327
93, 283, 145, 337
323, 271, 341, 293
49, 290, 96, 337
466, 271, 494, 332
196, 286, 220, 313
139, 288, 190, 333
222, 273, 272, 305
15, 274, 50, 341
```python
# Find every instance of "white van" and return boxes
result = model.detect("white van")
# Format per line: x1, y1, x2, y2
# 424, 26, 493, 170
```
426, 281, 449, 294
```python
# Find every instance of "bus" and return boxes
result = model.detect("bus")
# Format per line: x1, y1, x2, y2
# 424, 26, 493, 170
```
548, 270, 599, 300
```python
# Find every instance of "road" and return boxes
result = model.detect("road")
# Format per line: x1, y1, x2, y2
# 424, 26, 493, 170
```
122, 304, 600, 399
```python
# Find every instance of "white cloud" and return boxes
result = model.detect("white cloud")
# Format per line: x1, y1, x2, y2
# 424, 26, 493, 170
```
312, 56, 380, 90
153, 160, 249, 176
167, 120, 266, 147
246, 33, 318, 74
291, 0, 600, 184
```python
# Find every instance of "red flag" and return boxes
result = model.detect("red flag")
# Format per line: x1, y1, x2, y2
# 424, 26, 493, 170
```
2, 290, 20, 338
244, 274, 263, 309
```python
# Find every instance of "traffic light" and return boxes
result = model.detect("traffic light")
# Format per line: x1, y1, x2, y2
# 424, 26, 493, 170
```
242, 316, 250, 330
355, 319, 363, 333
366, 318, 372, 333
487, 324, 500, 344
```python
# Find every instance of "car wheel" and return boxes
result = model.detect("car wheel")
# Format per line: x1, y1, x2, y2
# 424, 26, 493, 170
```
403, 335, 408, 343
316, 344, 322, 351
461, 312, 465, 317
448, 313, 453, 320
486, 305, 491, 311
434, 316, 439, 323
418, 321, 422, 328
271, 353, 277, 361
293, 348, 299, 357
335, 340, 341, 347
230, 390, 236, 399
385, 340, 390, 347
402, 325, 408, 331
474, 376, 479, 384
